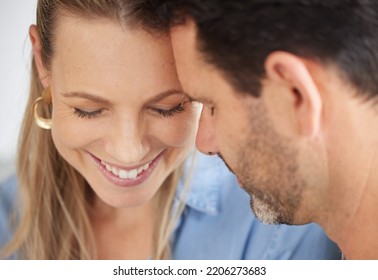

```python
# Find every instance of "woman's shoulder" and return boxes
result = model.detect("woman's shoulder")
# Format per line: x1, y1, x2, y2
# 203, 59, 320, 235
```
0, 175, 18, 250
0, 175, 18, 210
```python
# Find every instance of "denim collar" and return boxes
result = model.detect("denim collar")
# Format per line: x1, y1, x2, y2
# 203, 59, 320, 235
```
175, 152, 227, 216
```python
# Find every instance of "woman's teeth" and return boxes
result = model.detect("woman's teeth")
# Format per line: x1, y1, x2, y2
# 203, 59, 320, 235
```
101, 161, 151, 180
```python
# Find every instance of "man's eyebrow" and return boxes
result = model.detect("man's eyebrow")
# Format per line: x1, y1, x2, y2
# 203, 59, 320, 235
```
61, 91, 111, 106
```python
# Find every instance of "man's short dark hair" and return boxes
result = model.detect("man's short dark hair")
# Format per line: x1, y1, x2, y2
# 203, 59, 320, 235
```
139, 0, 378, 99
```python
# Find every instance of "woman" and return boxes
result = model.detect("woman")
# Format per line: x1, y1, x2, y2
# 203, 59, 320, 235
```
0, 0, 340, 260
2, 0, 200, 259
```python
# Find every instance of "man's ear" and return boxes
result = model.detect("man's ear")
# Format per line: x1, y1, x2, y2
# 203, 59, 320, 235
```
264, 51, 322, 138
29, 25, 49, 88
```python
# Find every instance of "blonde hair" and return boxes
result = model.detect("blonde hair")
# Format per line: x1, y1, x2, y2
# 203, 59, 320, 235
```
2, 0, 191, 260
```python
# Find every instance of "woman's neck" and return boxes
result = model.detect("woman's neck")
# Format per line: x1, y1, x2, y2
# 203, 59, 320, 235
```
90, 196, 156, 259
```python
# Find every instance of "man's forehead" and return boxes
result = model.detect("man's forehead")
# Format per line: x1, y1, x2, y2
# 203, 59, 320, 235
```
170, 19, 197, 47
171, 21, 206, 98
170, 20, 238, 106
170, 20, 200, 71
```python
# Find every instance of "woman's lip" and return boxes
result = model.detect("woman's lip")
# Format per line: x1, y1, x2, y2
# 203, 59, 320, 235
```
88, 151, 165, 187
97, 158, 154, 172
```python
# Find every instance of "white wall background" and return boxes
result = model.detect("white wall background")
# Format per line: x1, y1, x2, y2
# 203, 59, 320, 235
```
0, 0, 38, 181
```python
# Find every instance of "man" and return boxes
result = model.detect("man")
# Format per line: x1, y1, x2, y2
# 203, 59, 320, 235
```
141, 0, 378, 259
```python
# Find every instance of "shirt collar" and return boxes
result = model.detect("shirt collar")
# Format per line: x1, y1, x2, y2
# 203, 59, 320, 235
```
175, 152, 227, 216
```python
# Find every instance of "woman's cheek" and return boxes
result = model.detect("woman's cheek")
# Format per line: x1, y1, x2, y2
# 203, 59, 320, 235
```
152, 109, 199, 148
51, 106, 101, 150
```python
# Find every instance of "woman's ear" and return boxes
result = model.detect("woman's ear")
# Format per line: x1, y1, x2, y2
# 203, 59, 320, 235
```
264, 51, 322, 138
29, 25, 49, 88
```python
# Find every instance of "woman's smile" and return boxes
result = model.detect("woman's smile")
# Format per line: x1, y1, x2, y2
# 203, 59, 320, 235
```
89, 151, 165, 187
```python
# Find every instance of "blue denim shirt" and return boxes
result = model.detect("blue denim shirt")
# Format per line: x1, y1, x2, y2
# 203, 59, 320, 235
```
0, 174, 17, 252
172, 152, 341, 260
0, 153, 340, 259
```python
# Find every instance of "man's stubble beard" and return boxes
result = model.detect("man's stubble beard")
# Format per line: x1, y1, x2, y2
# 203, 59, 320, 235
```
228, 103, 305, 225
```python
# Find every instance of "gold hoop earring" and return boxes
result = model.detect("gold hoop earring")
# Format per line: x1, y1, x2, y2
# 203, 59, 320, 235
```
33, 87, 52, 130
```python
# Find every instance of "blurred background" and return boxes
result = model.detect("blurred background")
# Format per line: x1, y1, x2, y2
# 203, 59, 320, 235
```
0, 1, 38, 181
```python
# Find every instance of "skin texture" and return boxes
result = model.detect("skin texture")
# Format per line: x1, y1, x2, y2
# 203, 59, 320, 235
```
170, 20, 378, 259
30, 15, 200, 259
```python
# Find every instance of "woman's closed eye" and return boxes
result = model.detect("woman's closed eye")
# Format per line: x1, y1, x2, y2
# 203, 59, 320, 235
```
73, 108, 103, 119
73, 101, 189, 119
150, 102, 186, 118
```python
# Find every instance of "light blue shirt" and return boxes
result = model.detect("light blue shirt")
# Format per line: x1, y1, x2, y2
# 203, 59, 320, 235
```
0, 153, 340, 259
0, 174, 17, 252
172, 152, 341, 259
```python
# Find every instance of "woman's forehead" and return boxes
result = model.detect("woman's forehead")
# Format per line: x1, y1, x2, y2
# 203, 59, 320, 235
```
50, 15, 181, 103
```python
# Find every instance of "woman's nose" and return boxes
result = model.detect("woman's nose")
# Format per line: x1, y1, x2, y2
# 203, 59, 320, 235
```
105, 117, 150, 165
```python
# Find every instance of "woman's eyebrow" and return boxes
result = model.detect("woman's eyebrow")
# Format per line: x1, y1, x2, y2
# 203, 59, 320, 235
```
145, 89, 185, 103
62, 89, 185, 105
61, 91, 111, 106
185, 93, 213, 105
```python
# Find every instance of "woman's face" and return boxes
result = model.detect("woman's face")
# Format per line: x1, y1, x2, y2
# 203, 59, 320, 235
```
32, 15, 200, 207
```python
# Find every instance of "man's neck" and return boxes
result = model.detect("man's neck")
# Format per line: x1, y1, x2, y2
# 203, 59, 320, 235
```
339, 169, 378, 259
318, 89, 378, 259
328, 147, 378, 259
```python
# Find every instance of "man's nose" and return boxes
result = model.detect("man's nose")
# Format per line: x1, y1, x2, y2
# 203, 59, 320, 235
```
195, 106, 219, 155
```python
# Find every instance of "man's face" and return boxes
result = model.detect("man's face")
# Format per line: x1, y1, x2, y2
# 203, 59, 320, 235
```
171, 21, 308, 225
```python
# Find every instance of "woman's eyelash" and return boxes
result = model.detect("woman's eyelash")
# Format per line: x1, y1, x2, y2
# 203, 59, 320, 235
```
153, 102, 186, 117
73, 108, 102, 119
74, 102, 186, 119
